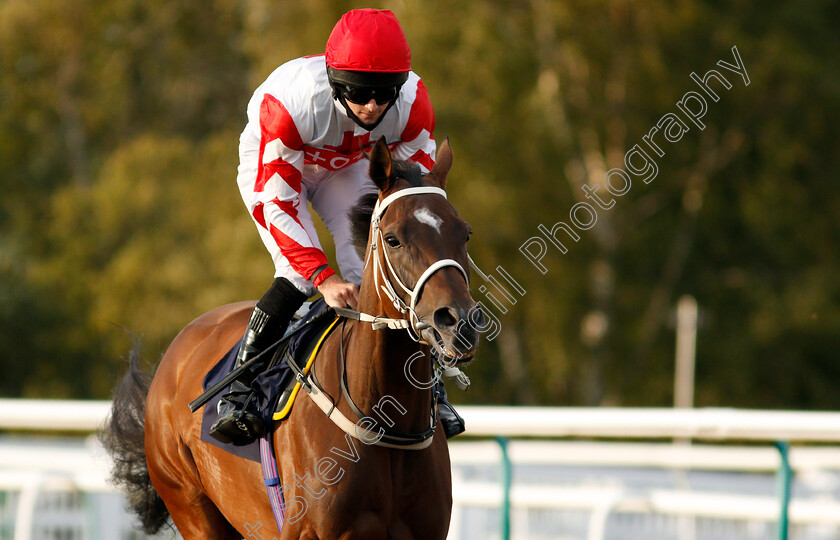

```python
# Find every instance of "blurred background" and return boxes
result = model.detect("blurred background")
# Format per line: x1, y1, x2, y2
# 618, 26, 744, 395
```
2, 1, 840, 539
2, 0, 838, 410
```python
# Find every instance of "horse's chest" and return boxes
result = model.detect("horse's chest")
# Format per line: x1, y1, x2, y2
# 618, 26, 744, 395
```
287, 452, 450, 539
306, 478, 445, 538
299, 510, 430, 540
280, 404, 451, 539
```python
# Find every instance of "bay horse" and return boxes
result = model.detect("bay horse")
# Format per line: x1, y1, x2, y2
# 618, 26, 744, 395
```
102, 137, 481, 539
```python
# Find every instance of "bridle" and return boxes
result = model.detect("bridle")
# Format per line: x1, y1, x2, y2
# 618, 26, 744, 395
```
306, 185, 472, 450
367, 186, 470, 342
338, 184, 475, 382
336, 186, 471, 346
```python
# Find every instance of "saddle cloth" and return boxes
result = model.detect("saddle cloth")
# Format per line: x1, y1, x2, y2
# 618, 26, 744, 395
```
199, 299, 339, 462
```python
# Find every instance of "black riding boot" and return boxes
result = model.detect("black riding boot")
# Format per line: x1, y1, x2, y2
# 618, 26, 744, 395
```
209, 307, 278, 444
436, 381, 466, 438
209, 278, 307, 445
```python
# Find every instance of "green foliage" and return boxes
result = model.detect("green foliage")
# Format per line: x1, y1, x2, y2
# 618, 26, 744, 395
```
1, 0, 838, 409
25, 132, 271, 396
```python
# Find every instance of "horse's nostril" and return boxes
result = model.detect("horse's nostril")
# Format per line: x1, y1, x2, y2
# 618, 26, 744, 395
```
471, 305, 486, 328
433, 307, 459, 329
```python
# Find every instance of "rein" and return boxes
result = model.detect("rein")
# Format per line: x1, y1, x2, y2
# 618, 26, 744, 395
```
334, 319, 438, 447
288, 319, 437, 450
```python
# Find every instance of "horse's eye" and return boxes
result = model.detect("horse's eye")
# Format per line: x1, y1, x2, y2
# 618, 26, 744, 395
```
384, 235, 402, 248
466, 230, 473, 243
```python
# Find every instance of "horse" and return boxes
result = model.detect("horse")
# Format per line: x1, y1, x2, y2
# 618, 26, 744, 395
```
101, 137, 482, 539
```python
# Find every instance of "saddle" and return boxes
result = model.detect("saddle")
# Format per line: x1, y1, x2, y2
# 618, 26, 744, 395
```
199, 300, 340, 461
263, 304, 341, 423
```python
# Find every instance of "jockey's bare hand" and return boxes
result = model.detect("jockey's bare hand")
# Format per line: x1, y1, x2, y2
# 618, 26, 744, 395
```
317, 274, 359, 310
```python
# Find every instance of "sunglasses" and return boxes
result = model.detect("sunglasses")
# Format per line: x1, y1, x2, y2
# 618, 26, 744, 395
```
339, 84, 400, 105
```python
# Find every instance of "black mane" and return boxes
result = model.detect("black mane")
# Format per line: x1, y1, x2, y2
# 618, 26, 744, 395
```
349, 192, 378, 259
348, 158, 424, 259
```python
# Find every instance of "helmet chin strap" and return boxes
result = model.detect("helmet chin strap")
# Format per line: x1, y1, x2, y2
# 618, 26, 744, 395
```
333, 90, 399, 132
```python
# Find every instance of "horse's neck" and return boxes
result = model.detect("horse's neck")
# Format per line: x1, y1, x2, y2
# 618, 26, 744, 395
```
342, 292, 433, 434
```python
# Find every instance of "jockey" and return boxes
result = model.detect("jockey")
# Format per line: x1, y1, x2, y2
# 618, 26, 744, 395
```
210, 9, 465, 445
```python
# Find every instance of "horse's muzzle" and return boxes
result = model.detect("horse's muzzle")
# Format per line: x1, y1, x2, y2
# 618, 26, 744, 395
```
423, 304, 483, 363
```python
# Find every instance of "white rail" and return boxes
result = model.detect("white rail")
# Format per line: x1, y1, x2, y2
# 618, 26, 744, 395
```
449, 483, 840, 525
446, 439, 840, 540
0, 399, 111, 432
458, 406, 840, 442
4, 400, 840, 540
4, 400, 840, 443
448, 440, 840, 472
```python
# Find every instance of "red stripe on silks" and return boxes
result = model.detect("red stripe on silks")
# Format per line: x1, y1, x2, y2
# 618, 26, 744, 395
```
272, 198, 304, 230
253, 203, 267, 229
409, 149, 435, 173
253, 198, 304, 232
268, 224, 329, 281
256, 162, 302, 194
260, 94, 304, 150
255, 94, 305, 194
401, 80, 435, 143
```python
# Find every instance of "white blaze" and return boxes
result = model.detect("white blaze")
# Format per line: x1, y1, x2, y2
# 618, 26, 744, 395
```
414, 207, 443, 234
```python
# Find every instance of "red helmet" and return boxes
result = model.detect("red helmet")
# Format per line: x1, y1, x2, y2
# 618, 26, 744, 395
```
326, 9, 411, 88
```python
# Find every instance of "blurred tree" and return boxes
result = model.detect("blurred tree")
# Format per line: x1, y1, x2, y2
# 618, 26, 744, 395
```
0, 0, 253, 397
0, 0, 838, 409
404, 0, 840, 409
29, 132, 271, 397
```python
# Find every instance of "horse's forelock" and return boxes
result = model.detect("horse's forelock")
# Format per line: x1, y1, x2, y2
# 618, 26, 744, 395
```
393, 160, 423, 187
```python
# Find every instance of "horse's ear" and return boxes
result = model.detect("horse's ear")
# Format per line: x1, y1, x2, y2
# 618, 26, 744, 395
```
367, 136, 393, 192
427, 137, 453, 189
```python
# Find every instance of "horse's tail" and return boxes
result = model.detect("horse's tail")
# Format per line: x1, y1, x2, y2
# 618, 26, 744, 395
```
99, 342, 171, 534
